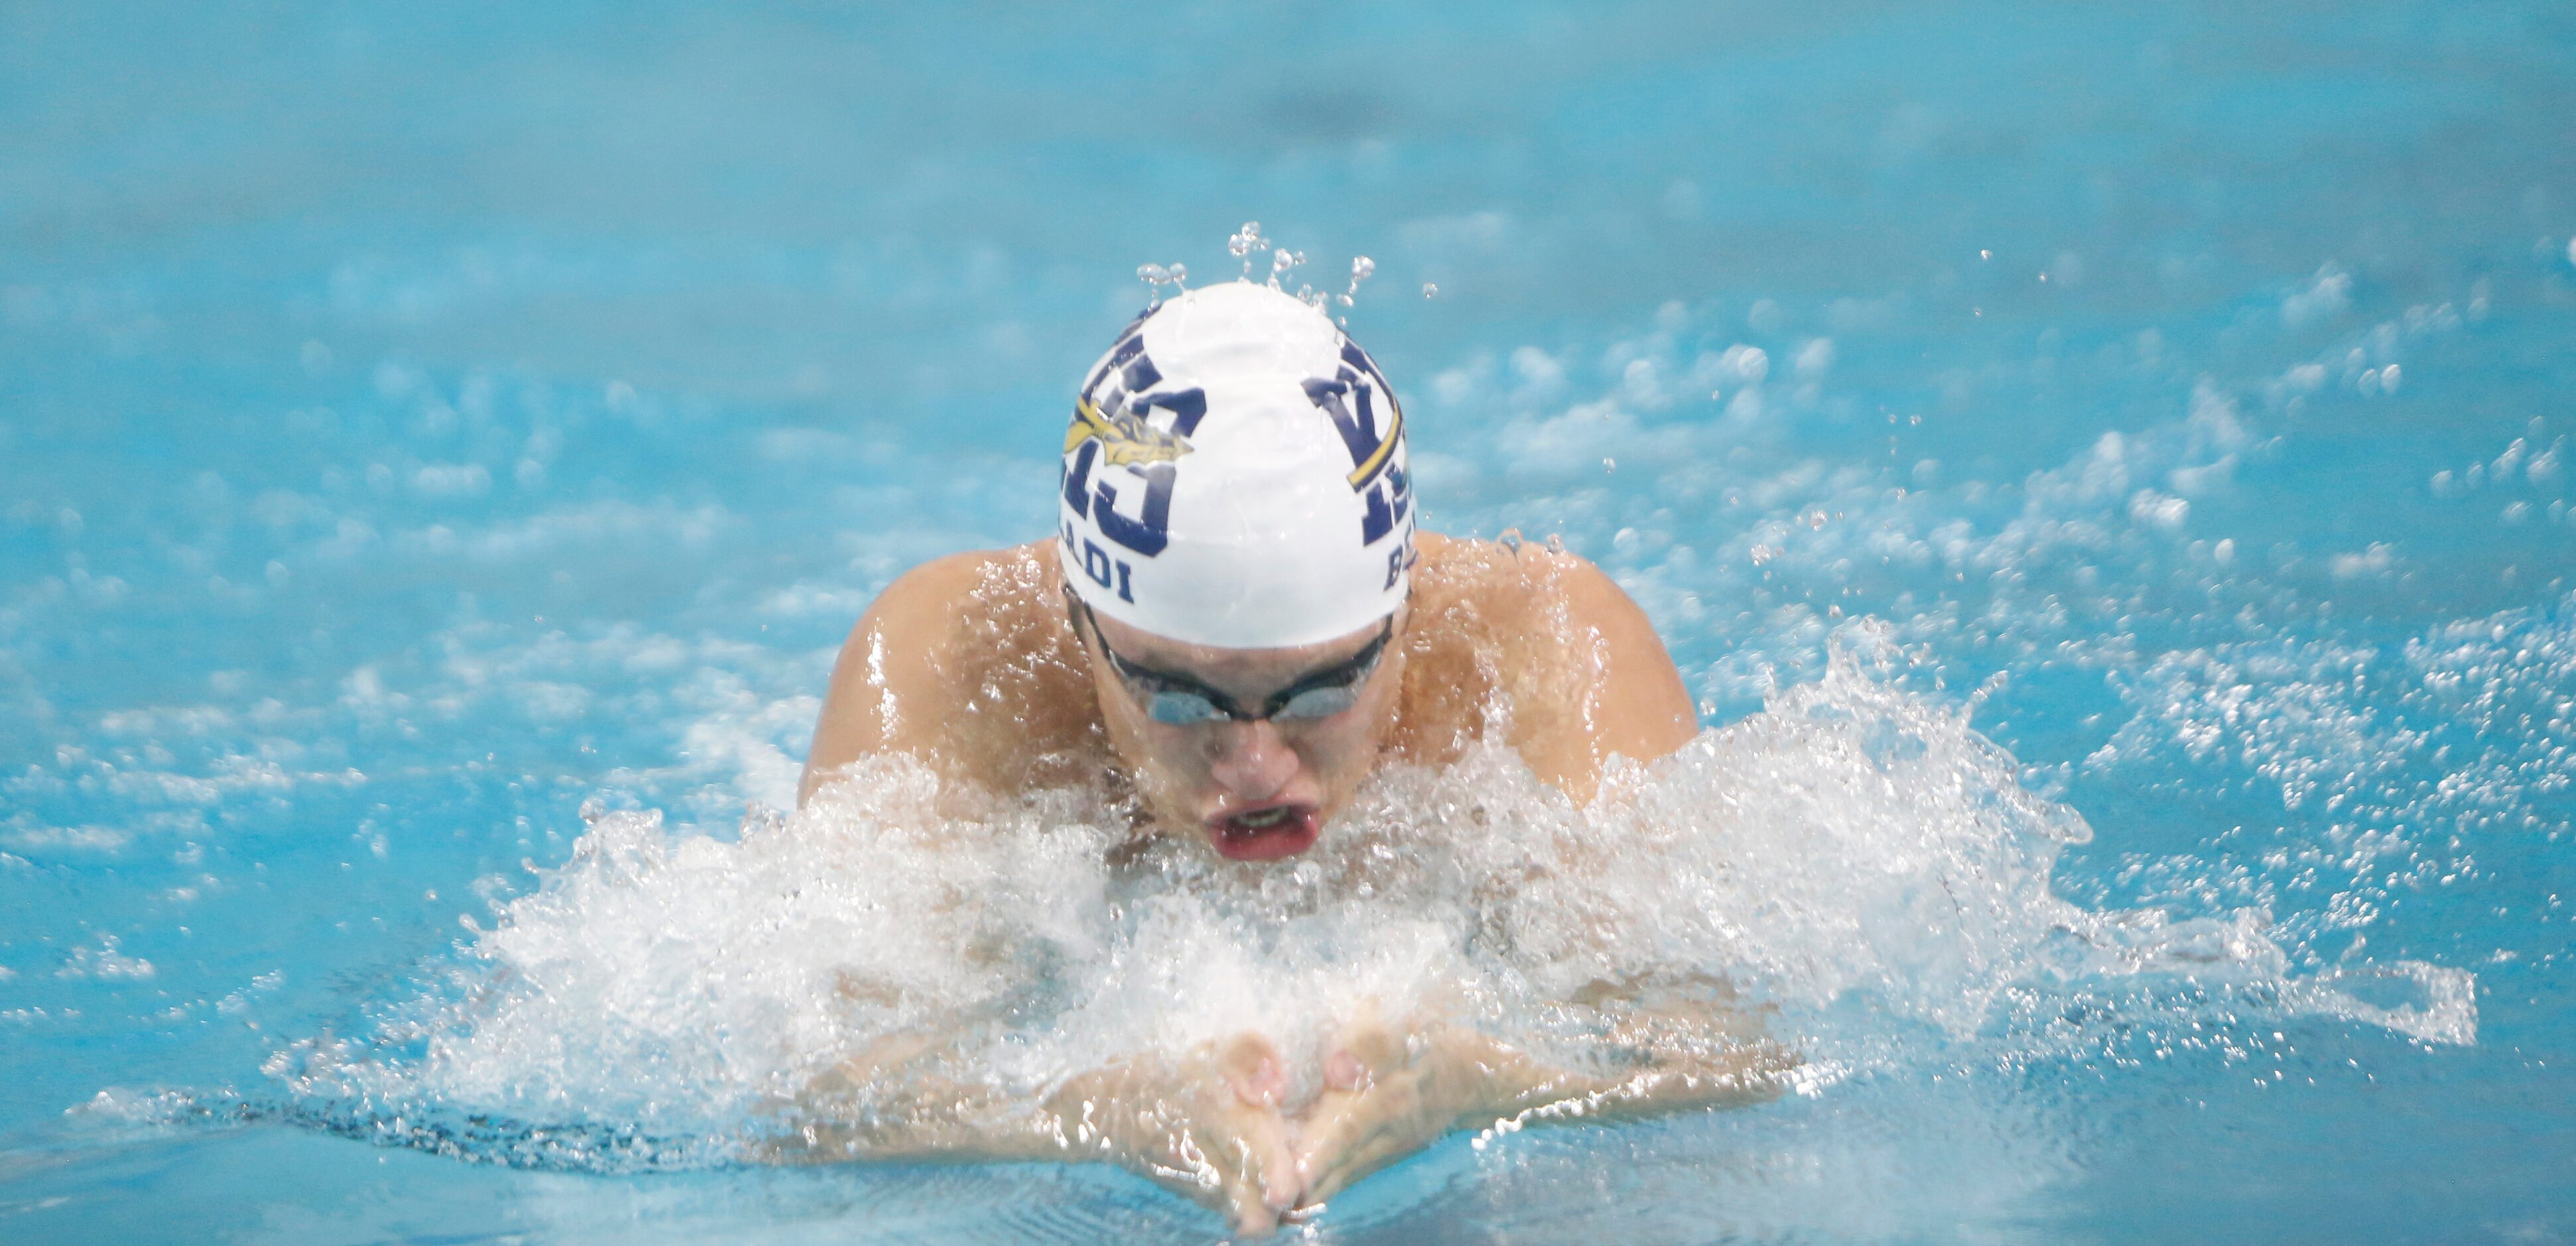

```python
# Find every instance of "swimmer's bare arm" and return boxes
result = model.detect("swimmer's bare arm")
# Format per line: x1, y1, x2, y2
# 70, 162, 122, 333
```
799, 543, 1095, 804
801, 551, 983, 803
776, 1026, 1306, 1234
1402, 533, 1700, 801
1536, 547, 1701, 795
1293, 995, 1791, 1207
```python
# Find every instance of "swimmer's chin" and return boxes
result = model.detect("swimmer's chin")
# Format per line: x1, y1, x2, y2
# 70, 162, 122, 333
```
1205, 803, 1322, 861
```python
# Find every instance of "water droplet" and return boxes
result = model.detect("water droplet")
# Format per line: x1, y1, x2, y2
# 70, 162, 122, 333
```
1167, 262, 1187, 289
1980, 249, 1992, 261
1136, 263, 1168, 286
1268, 247, 1307, 289
1229, 222, 1271, 277
1341, 255, 1377, 307
1422, 283, 1439, 299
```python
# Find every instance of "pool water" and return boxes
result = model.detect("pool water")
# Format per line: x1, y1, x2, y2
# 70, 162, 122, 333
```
5, 1, 2575, 1241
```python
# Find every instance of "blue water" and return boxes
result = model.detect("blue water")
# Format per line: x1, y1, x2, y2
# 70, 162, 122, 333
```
6, 1, 2575, 1241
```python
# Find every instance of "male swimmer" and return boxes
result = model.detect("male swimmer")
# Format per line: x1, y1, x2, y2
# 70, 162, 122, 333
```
797, 281, 1780, 1231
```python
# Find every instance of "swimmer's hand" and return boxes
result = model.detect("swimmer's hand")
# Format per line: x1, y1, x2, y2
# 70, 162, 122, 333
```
1294, 1010, 1520, 1206
778, 1024, 1308, 1230
776, 1028, 1302, 1235
778, 1000, 1787, 1232
1041, 1032, 1302, 1236
1292, 1005, 1794, 1211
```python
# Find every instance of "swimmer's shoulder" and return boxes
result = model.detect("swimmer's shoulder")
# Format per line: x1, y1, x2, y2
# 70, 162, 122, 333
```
1402, 531, 1696, 797
1408, 530, 1649, 633
802, 541, 1091, 803
850, 541, 1058, 651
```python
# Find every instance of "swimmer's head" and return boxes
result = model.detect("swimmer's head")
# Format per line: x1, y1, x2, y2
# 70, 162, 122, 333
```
1057, 281, 1414, 649
1055, 281, 1417, 859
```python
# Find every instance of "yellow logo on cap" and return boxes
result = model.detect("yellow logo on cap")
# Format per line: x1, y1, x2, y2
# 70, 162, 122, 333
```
1064, 397, 1195, 467
1345, 393, 1401, 490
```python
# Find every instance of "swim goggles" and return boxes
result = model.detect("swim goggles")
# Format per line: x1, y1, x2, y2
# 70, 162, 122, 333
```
1065, 590, 1394, 725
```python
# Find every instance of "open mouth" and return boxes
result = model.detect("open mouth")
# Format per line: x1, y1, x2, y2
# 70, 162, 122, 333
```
1207, 803, 1321, 861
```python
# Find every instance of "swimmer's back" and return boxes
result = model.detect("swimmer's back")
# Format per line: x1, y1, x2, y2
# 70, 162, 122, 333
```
799, 533, 1696, 805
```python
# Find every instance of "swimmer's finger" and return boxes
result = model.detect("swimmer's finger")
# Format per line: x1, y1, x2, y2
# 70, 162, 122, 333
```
1199, 1032, 1301, 1213
1207, 1076, 1302, 1218
1221, 1170, 1282, 1237
1253, 1115, 1305, 1214
1297, 1087, 1435, 1206
1292, 1087, 1359, 1174
1217, 1122, 1300, 1234
1302, 1122, 1424, 1207
1294, 1077, 1426, 1200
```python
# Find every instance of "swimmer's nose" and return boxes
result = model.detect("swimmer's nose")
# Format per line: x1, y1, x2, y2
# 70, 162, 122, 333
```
1205, 720, 1298, 801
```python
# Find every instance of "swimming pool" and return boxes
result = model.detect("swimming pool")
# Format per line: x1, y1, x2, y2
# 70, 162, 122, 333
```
5, 0, 2573, 1239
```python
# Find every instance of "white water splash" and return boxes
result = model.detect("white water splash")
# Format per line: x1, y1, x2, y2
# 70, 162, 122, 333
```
265, 628, 2473, 1160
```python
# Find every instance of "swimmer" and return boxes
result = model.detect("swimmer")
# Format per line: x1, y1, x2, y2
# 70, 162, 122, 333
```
794, 281, 1783, 1231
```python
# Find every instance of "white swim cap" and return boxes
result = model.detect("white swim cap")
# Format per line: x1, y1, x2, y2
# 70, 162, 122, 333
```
1057, 281, 1415, 649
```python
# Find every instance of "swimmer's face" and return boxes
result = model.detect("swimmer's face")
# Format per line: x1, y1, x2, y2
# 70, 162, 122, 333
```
1071, 597, 1406, 862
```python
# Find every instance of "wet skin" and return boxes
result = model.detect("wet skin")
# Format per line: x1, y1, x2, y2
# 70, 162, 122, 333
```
785, 997, 1791, 1235
800, 531, 1700, 839
793, 531, 1747, 1231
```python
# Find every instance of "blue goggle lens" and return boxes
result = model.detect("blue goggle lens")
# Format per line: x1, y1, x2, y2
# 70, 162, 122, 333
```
1144, 683, 1363, 725
1146, 691, 1231, 725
